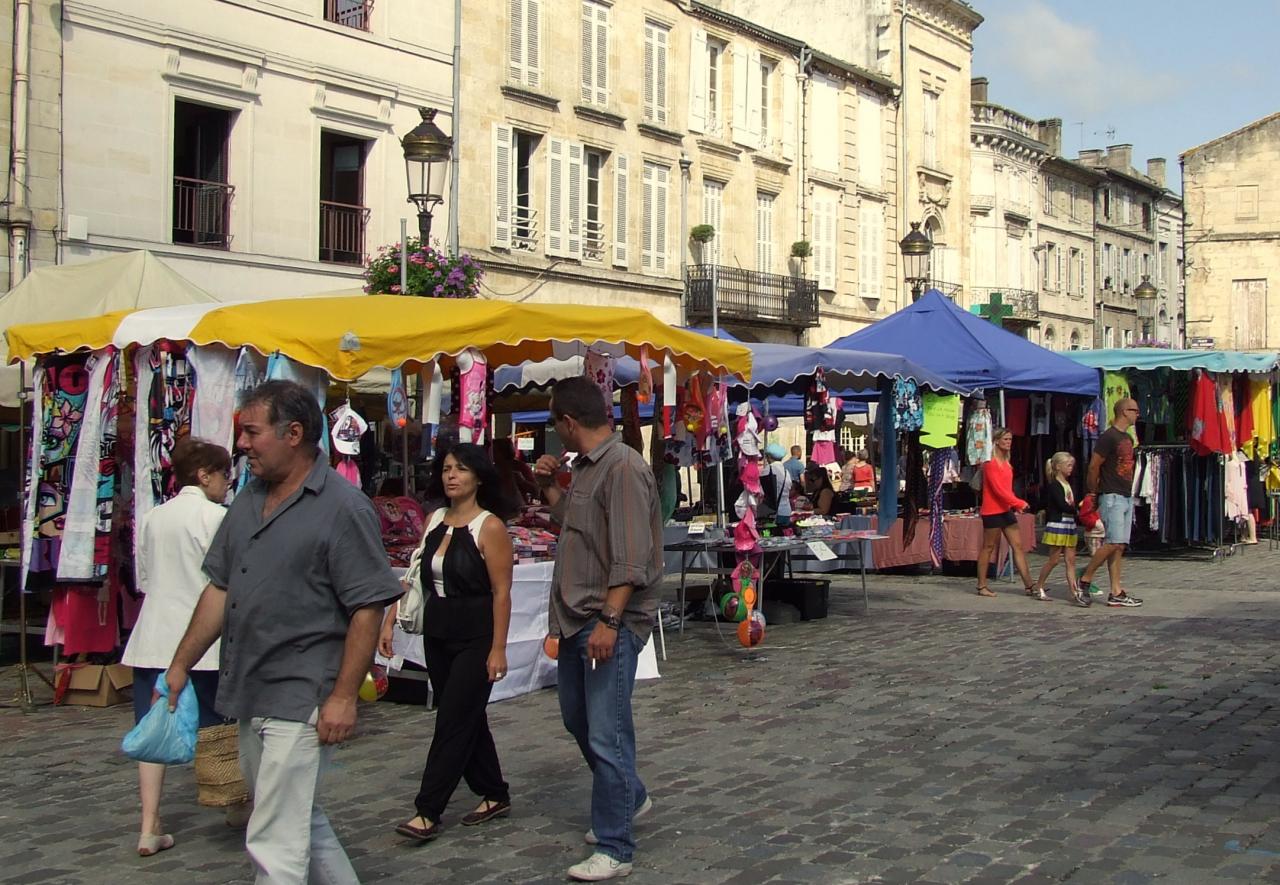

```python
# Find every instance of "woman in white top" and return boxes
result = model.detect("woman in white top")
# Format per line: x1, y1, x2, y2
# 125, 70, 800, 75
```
121, 438, 236, 857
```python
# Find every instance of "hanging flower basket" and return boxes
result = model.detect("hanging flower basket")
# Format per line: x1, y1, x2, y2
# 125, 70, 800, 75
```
364, 237, 484, 298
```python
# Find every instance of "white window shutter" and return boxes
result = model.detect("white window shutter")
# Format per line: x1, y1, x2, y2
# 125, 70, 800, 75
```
546, 137, 565, 256
567, 141, 584, 259
654, 165, 669, 273
580, 3, 594, 104
732, 44, 750, 146
747, 49, 763, 148
613, 154, 629, 267
689, 27, 708, 133
655, 27, 668, 126
492, 124, 513, 249
640, 163, 654, 271
508, 0, 525, 83
781, 67, 797, 160
525, 0, 542, 89
643, 25, 656, 122
593, 5, 608, 106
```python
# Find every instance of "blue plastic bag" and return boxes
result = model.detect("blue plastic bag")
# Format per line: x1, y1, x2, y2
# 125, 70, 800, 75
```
121, 670, 199, 765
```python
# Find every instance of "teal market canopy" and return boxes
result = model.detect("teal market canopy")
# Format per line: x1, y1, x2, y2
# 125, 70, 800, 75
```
1065, 348, 1280, 374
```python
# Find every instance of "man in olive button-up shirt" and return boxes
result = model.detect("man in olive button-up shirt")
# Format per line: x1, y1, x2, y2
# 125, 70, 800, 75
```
535, 376, 662, 882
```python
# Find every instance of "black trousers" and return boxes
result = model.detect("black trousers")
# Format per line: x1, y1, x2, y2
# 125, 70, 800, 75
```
415, 633, 510, 820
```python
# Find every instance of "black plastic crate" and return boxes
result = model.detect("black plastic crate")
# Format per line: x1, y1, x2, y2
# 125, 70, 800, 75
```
766, 578, 830, 620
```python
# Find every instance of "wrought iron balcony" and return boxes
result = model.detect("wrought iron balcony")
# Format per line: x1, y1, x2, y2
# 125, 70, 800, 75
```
684, 264, 820, 330
325, 0, 372, 30
173, 177, 234, 249
927, 279, 964, 300
319, 200, 370, 265
969, 287, 1039, 324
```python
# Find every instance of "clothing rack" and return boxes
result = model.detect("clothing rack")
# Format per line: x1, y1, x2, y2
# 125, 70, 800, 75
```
1132, 442, 1234, 561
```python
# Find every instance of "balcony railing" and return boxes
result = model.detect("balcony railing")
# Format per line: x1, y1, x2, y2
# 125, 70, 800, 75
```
173, 176, 233, 249
927, 279, 964, 300
971, 103, 1041, 142
511, 205, 539, 252
970, 287, 1039, 324
684, 264, 820, 330
325, 0, 372, 30
319, 200, 370, 265
583, 218, 605, 260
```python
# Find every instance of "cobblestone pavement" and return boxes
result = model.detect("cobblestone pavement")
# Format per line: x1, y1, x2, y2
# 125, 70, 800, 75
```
4, 546, 1280, 884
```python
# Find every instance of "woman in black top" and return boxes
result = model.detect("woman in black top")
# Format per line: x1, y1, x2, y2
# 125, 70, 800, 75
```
802, 464, 837, 516
381, 444, 518, 843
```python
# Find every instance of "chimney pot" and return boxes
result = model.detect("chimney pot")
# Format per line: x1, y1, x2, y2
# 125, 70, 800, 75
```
970, 77, 988, 103
1105, 144, 1133, 171
1147, 158, 1167, 188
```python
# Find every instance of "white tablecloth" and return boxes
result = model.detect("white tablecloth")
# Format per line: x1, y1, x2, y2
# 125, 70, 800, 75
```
382, 561, 657, 703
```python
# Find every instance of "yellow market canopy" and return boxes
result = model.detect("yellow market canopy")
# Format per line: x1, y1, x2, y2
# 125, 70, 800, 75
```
5, 296, 752, 381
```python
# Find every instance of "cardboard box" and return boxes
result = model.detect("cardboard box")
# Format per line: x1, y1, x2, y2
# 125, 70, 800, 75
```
60, 664, 133, 707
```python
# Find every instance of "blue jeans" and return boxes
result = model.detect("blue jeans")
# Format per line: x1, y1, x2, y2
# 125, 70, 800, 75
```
558, 624, 647, 863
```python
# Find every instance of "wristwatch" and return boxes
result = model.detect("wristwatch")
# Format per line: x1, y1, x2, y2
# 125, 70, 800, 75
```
597, 612, 622, 630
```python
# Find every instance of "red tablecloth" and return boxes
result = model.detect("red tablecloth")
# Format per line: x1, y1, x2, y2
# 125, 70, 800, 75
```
852, 512, 1035, 569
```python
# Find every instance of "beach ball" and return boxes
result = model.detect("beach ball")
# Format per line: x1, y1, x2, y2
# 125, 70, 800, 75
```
737, 610, 766, 648
722, 592, 748, 622
358, 665, 389, 702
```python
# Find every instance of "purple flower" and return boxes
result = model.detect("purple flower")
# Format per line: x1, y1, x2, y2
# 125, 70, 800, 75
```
434, 285, 444, 295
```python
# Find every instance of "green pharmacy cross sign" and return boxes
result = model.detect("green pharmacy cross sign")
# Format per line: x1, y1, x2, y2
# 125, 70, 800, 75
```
978, 292, 1014, 327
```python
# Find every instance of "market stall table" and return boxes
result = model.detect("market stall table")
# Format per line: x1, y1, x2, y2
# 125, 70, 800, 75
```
665, 537, 813, 633
787, 530, 888, 614
836, 512, 1035, 574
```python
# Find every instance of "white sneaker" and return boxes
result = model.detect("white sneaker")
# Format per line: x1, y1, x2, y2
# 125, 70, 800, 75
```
585, 795, 653, 845
568, 852, 633, 881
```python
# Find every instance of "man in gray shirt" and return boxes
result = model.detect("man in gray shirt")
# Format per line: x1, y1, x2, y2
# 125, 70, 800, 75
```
166, 380, 401, 884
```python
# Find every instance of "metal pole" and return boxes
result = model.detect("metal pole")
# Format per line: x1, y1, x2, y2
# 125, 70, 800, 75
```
998, 389, 1007, 428
400, 218, 409, 292
448, 0, 461, 256
712, 265, 726, 527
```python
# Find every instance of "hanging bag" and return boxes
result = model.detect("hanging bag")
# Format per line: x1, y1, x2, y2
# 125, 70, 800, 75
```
121, 670, 199, 765
397, 508, 446, 634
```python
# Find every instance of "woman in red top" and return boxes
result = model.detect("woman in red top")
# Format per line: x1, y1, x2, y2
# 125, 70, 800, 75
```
975, 427, 1034, 597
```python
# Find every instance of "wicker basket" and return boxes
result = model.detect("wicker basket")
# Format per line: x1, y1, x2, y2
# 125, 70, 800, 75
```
195, 723, 250, 807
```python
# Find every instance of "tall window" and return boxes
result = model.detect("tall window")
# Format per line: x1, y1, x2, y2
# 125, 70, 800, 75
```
318, 131, 369, 264
858, 203, 883, 300
1006, 235, 1022, 288
1104, 325, 1114, 348
643, 21, 669, 126
492, 125, 541, 251
508, 0, 542, 89
921, 90, 939, 168
811, 187, 839, 291
1101, 243, 1113, 288
1042, 243, 1056, 290
583, 149, 606, 261
758, 59, 774, 149
1122, 247, 1132, 291
580, 1, 609, 107
707, 39, 724, 134
1067, 247, 1080, 294
755, 192, 774, 273
1101, 188, 1111, 221
810, 75, 840, 174
1043, 177, 1056, 216
172, 100, 234, 249
1075, 248, 1086, 295
1123, 329, 1133, 348
546, 138, 588, 259
701, 179, 724, 264
641, 161, 669, 273
325, 0, 371, 30
856, 92, 881, 187
1158, 242, 1168, 284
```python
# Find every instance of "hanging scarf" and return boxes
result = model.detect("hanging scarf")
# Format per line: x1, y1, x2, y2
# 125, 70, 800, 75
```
58, 348, 120, 581
30, 354, 92, 574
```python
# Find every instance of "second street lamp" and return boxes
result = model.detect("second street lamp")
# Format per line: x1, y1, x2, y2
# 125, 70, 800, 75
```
401, 107, 453, 246
899, 221, 933, 302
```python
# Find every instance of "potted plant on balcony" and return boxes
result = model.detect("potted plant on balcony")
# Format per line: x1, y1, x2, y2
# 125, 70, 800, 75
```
364, 237, 484, 298
689, 224, 715, 264
789, 240, 812, 277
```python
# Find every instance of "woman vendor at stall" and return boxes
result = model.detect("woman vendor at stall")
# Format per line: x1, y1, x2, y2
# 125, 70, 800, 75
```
802, 464, 837, 517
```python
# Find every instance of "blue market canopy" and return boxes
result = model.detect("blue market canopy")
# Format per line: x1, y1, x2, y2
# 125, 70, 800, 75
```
828, 289, 1100, 397
1065, 348, 1280, 375
729, 342, 970, 397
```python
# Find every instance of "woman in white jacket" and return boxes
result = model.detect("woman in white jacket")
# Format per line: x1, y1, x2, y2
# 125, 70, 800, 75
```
121, 437, 238, 857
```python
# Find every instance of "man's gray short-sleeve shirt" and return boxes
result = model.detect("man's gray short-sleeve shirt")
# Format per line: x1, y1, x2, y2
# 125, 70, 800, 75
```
204, 455, 402, 722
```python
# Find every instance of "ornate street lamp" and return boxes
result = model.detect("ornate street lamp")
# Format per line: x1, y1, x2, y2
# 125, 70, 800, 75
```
1134, 274, 1158, 342
401, 107, 453, 245
899, 222, 933, 302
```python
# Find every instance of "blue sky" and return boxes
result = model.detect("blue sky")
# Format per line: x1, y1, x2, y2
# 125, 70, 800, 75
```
970, 0, 1280, 192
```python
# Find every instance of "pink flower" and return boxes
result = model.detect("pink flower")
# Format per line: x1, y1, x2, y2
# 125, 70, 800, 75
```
389, 264, 399, 275
49, 399, 83, 439
391, 284, 402, 293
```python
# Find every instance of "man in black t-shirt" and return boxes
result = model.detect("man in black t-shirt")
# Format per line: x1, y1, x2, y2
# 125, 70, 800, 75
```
1079, 398, 1143, 607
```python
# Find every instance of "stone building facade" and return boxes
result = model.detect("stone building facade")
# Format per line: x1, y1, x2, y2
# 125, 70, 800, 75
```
56, 0, 453, 298
1153, 165, 1184, 347
1181, 112, 1280, 351
460, 0, 898, 344
1077, 145, 1164, 350
0, 0, 63, 285
707, 0, 981, 322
